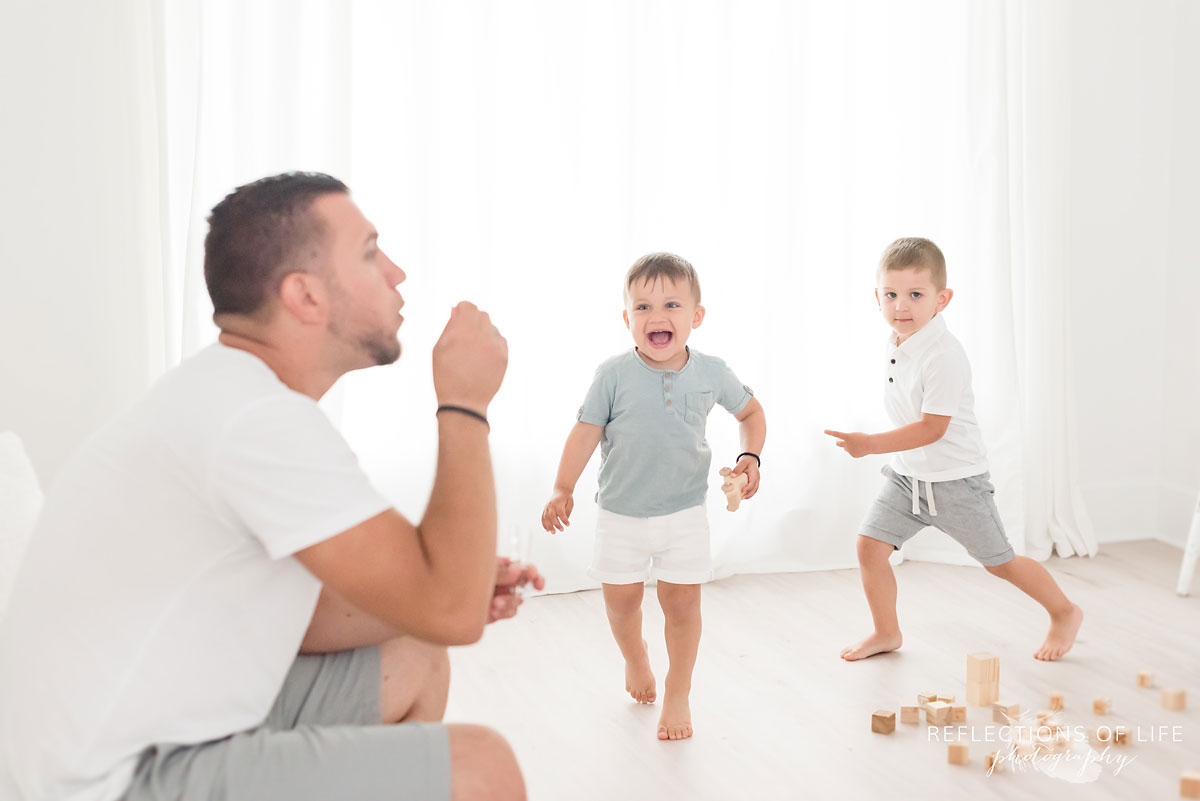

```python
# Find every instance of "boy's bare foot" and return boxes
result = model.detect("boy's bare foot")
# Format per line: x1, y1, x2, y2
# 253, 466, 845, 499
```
657, 690, 692, 740
1035, 604, 1083, 661
840, 631, 903, 661
625, 639, 656, 703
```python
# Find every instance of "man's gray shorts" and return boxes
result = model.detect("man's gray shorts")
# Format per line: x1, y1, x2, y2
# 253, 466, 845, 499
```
122, 646, 451, 801
860, 465, 1015, 566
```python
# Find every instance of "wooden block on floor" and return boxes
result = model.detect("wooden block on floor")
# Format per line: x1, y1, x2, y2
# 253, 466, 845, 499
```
1137, 669, 1155, 688
967, 681, 999, 707
900, 705, 920, 725
967, 652, 999, 684
1163, 688, 1188, 711
872, 710, 896, 734
1089, 726, 1114, 745
992, 701, 1019, 723
917, 692, 938, 705
925, 701, 951, 726
948, 742, 969, 765
1049, 691, 1064, 711
937, 695, 955, 704
1113, 728, 1130, 746
985, 751, 1001, 773
951, 704, 966, 723
1181, 771, 1200, 799
1093, 697, 1111, 715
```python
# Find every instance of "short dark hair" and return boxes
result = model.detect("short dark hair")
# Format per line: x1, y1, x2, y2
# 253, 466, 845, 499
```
624, 252, 701, 304
204, 172, 349, 318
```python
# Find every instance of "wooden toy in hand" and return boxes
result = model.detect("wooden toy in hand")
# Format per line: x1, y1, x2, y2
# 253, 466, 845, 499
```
719, 467, 748, 512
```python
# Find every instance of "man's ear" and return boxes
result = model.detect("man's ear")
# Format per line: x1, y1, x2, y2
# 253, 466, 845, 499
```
622, 308, 630, 329
278, 272, 328, 324
937, 288, 954, 313
692, 305, 706, 329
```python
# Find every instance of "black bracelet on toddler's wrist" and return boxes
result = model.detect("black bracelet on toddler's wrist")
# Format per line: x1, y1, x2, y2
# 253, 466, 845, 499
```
737, 451, 761, 468
436, 405, 490, 430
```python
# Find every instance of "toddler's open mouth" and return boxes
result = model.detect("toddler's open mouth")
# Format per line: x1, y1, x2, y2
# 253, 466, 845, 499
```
647, 330, 673, 348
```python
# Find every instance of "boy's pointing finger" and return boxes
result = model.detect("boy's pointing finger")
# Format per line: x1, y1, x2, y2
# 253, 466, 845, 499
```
823, 429, 846, 439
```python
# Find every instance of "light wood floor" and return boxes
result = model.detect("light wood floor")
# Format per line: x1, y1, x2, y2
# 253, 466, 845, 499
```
445, 541, 1200, 800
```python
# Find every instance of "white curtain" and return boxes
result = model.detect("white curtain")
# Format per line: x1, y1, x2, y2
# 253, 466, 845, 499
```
156, 0, 1097, 593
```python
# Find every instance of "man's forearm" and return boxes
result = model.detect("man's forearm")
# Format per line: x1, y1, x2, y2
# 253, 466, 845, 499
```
417, 414, 496, 621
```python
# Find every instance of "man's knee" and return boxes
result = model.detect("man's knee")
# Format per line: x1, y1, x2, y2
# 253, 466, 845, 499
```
448, 724, 525, 801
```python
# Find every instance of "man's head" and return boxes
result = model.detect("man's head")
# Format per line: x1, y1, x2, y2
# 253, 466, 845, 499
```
205, 172, 406, 368
622, 252, 705, 368
875, 237, 952, 342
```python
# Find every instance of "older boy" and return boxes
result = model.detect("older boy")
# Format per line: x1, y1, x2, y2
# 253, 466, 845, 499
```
825, 237, 1083, 662
542, 252, 766, 740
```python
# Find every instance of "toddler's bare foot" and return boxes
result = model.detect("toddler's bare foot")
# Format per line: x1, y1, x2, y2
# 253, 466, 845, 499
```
1035, 604, 1083, 661
656, 689, 692, 741
625, 639, 656, 704
840, 630, 903, 661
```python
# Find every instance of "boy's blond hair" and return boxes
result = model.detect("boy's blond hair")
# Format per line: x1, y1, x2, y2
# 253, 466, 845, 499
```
624, 252, 701, 304
877, 237, 947, 290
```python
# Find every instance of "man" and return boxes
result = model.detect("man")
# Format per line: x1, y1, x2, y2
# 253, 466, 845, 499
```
0, 172, 538, 801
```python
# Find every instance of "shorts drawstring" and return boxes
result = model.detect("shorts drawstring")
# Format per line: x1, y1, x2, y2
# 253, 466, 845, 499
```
911, 477, 938, 517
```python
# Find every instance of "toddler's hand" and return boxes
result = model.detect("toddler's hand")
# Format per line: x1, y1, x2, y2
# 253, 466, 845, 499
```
730, 456, 760, 499
541, 490, 574, 533
824, 429, 874, 458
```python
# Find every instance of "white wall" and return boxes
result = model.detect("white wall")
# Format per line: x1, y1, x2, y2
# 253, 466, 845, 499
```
1066, 0, 1200, 545
0, 1, 164, 483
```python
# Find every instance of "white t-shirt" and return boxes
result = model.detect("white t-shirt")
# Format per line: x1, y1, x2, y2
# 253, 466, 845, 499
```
0, 344, 392, 801
883, 314, 989, 481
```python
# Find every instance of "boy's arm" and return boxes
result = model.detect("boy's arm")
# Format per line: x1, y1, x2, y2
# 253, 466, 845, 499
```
730, 397, 766, 498
542, 421, 604, 531
824, 413, 951, 458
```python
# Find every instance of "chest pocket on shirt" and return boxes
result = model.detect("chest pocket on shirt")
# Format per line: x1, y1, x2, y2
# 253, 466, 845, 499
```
684, 391, 714, 424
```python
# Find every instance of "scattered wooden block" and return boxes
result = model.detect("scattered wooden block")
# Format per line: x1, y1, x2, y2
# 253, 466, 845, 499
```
1112, 728, 1129, 746
985, 751, 1001, 773
1136, 670, 1154, 688
1181, 771, 1200, 799
925, 701, 951, 726
937, 695, 956, 704
948, 743, 969, 765
993, 701, 1019, 723
1163, 688, 1187, 711
1089, 726, 1114, 745
1093, 697, 1111, 715
900, 706, 920, 725
1049, 692, 1064, 711
967, 682, 999, 707
967, 652, 1000, 683
951, 704, 967, 723
872, 710, 896, 734
918, 692, 938, 705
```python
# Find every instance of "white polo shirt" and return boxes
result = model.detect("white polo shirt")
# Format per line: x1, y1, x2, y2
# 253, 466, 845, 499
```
883, 314, 988, 482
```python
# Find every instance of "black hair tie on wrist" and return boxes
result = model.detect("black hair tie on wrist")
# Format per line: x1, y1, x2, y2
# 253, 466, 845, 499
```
737, 451, 761, 468
436, 405, 490, 430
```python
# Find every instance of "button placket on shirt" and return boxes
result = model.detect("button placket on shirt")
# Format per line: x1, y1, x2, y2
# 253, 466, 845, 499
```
664, 374, 673, 410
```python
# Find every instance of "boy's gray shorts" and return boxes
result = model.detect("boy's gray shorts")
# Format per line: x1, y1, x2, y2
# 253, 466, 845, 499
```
122, 646, 451, 801
860, 465, 1015, 566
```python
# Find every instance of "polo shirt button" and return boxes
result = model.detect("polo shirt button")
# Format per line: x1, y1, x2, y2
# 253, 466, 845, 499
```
665, 399, 672, 406
665, 384, 671, 391
888, 377, 894, 383
890, 359, 896, 364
